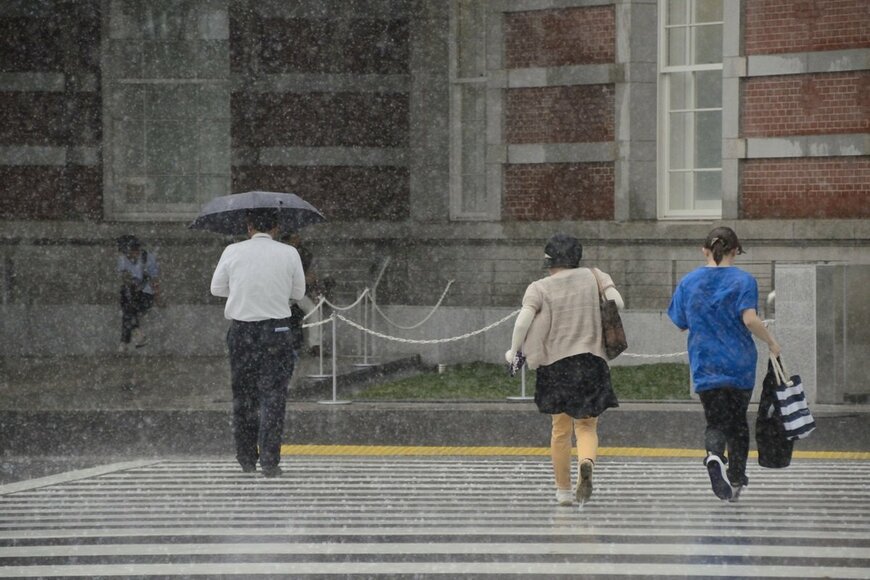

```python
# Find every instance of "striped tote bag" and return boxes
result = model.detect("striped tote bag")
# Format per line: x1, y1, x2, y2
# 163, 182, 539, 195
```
770, 356, 816, 440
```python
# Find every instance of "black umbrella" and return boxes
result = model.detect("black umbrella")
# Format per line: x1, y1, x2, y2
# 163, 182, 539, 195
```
189, 191, 326, 235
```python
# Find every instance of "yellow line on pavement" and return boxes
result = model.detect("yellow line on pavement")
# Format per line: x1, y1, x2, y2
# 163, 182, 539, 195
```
281, 444, 870, 460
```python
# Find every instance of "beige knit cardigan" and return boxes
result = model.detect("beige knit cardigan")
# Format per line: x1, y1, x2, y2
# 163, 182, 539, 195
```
521, 267, 615, 369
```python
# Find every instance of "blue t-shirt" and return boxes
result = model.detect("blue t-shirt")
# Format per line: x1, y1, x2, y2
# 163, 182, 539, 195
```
667, 267, 759, 392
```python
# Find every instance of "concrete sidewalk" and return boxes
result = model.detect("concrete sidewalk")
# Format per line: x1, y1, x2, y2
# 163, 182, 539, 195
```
1, 354, 868, 460
0, 353, 424, 411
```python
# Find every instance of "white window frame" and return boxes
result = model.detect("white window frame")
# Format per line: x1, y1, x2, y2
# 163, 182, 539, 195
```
448, 0, 493, 221
657, 0, 724, 220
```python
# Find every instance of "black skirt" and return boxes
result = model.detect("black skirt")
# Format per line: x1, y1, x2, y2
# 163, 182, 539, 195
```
535, 353, 619, 419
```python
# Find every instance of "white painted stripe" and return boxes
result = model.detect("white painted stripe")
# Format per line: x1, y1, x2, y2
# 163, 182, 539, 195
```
1, 525, 868, 541
0, 562, 866, 578
2, 542, 867, 559
0, 461, 160, 495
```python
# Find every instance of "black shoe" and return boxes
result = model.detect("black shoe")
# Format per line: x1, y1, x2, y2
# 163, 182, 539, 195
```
704, 453, 733, 501
728, 484, 745, 503
240, 464, 256, 474
261, 465, 283, 478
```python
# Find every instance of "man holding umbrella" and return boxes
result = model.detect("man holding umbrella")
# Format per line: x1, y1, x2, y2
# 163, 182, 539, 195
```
210, 208, 306, 477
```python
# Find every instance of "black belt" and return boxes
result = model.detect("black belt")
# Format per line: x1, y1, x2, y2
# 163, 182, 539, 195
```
231, 318, 292, 327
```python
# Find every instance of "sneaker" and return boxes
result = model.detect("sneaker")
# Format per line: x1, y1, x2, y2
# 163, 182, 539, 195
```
261, 465, 283, 479
704, 453, 733, 501
728, 482, 746, 503
575, 459, 594, 504
131, 328, 147, 348
555, 489, 573, 506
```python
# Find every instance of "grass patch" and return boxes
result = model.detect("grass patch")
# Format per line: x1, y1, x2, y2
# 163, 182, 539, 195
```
357, 362, 690, 401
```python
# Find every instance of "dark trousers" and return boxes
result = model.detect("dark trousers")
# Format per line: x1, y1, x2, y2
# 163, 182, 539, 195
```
120, 288, 154, 343
227, 319, 295, 470
699, 387, 753, 486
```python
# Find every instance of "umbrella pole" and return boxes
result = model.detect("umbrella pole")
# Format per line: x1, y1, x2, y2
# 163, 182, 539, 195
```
318, 314, 349, 405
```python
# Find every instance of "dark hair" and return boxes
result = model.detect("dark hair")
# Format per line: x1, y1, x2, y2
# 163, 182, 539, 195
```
704, 226, 744, 265
116, 234, 140, 252
246, 208, 279, 232
544, 233, 583, 268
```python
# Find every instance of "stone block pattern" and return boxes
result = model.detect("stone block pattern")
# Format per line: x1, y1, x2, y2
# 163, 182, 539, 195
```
232, 165, 409, 222
741, 157, 870, 218
742, 72, 870, 137
503, 163, 614, 221
504, 6, 615, 68
506, 85, 614, 144
744, 0, 870, 55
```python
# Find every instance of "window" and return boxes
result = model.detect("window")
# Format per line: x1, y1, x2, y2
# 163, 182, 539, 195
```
658, 0, 723, 219
103, 0, 230, 221
449, 0, 492, 220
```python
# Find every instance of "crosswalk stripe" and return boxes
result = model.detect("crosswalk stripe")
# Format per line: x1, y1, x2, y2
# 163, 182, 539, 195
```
279, 444, 870, 460
0, 457, 868, 578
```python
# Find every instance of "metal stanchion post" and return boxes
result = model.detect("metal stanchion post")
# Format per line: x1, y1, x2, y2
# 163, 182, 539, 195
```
306, 299, 330, 379
352, 291, 377, 367
506, 363, 533, 402
318, 315, 350, 405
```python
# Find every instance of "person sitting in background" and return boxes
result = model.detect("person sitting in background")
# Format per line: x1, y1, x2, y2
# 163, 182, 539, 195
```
116, 234, 161, 353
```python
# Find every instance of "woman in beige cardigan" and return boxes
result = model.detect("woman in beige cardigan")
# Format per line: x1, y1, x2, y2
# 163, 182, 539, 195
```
506, 233, 624, 507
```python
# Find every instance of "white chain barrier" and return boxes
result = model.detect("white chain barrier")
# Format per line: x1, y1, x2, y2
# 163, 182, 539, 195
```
324, 288, 369, 312
301, 296, 325, 321
370, 279, 455, 330
336, 309, 521, 344
328, 314, 774, 357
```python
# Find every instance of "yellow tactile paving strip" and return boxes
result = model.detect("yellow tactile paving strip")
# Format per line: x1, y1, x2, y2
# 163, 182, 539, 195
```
281, 444, 870, 461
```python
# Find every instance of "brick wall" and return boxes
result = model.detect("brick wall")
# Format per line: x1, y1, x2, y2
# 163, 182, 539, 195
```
744, 0, 870, 55
504, 6, 615, 68
0, 166, 101, 220
232, 92, 409, 147
741, 157, 870, 218
742, 72, 870, 137
503, 5, 617, 222
0, 2, 102, 221
229, 10, 411, 223
252, 18, 408, 74
503, 163, 614, 221
505, 85, 614, 144
232, 165, 409, 222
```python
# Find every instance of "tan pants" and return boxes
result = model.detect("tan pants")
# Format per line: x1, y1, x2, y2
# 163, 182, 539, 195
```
551, 413, 598, 490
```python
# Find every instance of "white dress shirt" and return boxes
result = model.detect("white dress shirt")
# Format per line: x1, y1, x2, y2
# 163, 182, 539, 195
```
210, 233, 306, 321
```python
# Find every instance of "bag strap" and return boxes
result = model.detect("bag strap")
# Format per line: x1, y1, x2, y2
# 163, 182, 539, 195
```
589, 268, 605, 300
769, 355, 790, 386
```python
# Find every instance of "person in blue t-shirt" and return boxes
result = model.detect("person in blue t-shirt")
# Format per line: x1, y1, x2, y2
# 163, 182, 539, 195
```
668, 226, 780, 503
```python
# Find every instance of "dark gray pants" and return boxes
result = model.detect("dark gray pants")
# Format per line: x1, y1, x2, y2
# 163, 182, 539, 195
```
227, 319, 295, 470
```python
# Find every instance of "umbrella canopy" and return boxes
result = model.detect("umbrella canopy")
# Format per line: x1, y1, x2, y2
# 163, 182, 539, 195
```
189, 191, 326, 235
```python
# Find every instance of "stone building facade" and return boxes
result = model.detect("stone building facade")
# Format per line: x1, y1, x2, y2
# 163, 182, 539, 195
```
0, 0, 868, 356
